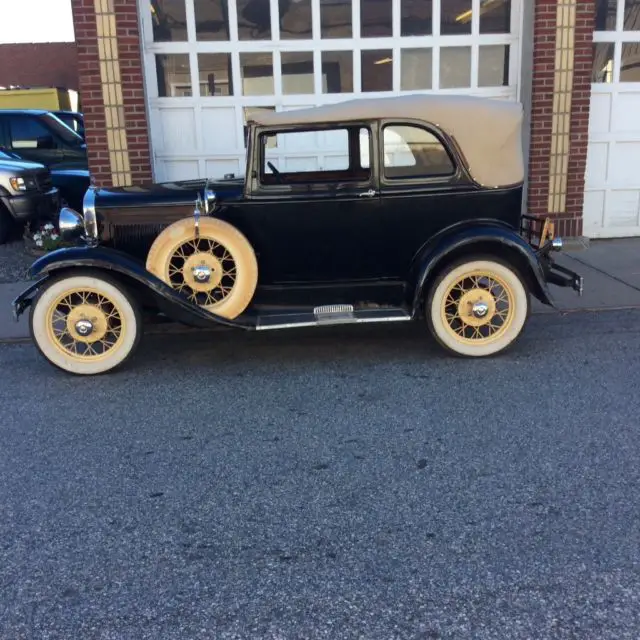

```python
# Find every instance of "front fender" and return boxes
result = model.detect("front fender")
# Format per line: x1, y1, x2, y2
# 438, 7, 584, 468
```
18, 246, 255, 329
408, 225, 554, 315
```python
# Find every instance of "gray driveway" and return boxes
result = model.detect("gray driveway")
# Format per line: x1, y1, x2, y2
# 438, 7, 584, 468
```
2, 310, 640, 639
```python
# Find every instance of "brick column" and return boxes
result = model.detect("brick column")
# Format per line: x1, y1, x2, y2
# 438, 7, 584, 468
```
527, 0, 596, 238
71, 0, 153, 187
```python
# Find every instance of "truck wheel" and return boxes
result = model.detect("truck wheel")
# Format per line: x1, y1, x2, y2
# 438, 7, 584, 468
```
426, 257, 530, 357
146, 217, 258, 319
0, 205, 13, 245
30, 272, 141, 375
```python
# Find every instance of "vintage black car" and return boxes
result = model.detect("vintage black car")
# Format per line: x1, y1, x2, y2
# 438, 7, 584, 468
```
13, 94, 583, 375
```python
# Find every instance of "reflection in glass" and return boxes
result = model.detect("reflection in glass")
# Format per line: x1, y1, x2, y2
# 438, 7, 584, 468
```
237, 0, 271, 40
321, 51, 353, 93
621, 42, 640, 82
592, 43, 614, 82
624, 0, 640, 30
280, 0, 312, 39
152, 0, 187, 42
595, 0, 617, 31
361, 0, 392, 37
320, 0, 351, 38
194, 0, 230, 40
361, 50, 393, 92
480, 0, 511, 34
198, 54, 233, 96
478, 45, 510, 87
240, 53, 274, 95
156, 54, 191, 96
281, 52, 315, 95
440, 47, 471, 89
401, 49, 432, 90
401, 0, 432, 36
441, 0, 472, 35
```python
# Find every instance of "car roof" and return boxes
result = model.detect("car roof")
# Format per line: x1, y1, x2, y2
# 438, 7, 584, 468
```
249, 94, 525, 189
0, 109, 49, 115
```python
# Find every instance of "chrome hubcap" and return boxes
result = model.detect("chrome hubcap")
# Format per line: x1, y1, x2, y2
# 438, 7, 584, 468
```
471, 301, 489, 319
74, 319, 94, 337
192, 264, 212, 283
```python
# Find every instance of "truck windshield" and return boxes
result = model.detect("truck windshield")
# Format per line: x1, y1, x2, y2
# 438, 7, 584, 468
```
41, 113, 84, 146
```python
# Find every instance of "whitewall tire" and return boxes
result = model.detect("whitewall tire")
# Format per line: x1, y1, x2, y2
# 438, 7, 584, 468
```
426, 257, 530, 357
30, 273, 141, 375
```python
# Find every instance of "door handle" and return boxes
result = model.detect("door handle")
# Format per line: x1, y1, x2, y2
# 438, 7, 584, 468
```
359, 189, 376, 198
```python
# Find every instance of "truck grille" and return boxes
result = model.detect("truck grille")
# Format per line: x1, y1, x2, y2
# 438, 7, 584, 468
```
35, 170, 53, 192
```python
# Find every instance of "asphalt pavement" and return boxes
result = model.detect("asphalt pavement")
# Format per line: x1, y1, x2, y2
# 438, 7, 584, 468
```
2, 310, 640, 639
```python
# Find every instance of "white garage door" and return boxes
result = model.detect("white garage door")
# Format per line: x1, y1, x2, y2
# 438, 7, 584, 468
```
140, 0, 522, 182
586, 0, 640, 237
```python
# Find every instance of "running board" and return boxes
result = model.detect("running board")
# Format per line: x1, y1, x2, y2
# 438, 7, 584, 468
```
255, 306, 411, 331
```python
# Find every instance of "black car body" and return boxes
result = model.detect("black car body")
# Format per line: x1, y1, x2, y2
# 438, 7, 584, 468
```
0, 150, 59, 243
13, 94, 583, 375
0, 110, 87, 169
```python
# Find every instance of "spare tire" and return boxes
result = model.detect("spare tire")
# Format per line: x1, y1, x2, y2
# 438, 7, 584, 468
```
146, 217, 258, 319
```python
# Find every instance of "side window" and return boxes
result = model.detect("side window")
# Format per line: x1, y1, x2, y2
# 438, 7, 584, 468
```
10, 117, 55, 150
382, 124, 454, 180
260, 126, 371, 184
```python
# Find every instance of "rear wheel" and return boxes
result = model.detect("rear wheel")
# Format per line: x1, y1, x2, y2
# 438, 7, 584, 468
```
30, 273, 141, 375
426, 257, 530, 357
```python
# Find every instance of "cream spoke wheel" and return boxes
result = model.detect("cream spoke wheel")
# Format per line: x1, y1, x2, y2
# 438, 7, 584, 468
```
427, 258, 529, 358
146, 217, 258, 319
30, 274, 141, 375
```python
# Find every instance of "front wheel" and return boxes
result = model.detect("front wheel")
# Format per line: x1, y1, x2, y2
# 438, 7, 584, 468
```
30, 273, 142, 375
426, 257, 530, 357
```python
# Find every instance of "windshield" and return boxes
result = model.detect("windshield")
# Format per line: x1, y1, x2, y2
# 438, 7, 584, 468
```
40, 113, 84, 146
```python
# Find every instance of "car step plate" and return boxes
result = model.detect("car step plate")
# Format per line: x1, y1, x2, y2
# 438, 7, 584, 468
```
314, 304, 355, 324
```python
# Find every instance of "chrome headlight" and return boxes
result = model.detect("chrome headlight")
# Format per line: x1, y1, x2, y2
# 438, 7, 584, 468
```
82, 187, 98, 240
59, 207, 84, 240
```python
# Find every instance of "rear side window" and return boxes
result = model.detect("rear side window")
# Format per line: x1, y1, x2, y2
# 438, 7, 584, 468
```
9, 117, 53, 149
382, 124, 455, 179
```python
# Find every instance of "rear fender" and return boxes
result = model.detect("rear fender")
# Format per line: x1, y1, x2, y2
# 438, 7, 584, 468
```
16, 246, 254, 329
408, 226, 554, 315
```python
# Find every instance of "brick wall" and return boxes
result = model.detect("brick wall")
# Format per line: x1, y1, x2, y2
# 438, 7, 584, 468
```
0, 43, 79, 91
71, 0, 152, 187
528, 0, 596, 237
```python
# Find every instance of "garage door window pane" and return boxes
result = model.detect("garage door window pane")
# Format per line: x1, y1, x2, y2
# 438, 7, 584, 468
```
240, 53, 274, 95
237, 0, 271, 40
194, 0, 230, 40
320, 0, 352, 38
199, 54, 233, 96
383, 125, 454, 179
361, 50, 393, 92
361, 0, 392, 37
593, 43, 615, 83
440, 47, 471, 89
595, 0, 617, 30
281, 0, 312, 39
401, 49, 433, 90
401, 0, 432, 36
621, 43, 640, 81
156, 54, 191, 97
480, 0, 511, 34
282, 52, 314, 95
322, 51, 353, 93
441, 0, 472, 35
478, 45, 510, 87
624, 0, 640, 30
152, 0, 187, 41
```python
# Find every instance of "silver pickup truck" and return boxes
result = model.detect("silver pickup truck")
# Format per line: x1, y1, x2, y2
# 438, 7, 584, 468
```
0, 149, 59, 244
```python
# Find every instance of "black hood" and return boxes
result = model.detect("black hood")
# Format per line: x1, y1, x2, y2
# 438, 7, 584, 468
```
95, 177, 245, 209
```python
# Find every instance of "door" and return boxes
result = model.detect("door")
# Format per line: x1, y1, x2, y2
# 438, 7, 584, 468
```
235, 125, 381, 284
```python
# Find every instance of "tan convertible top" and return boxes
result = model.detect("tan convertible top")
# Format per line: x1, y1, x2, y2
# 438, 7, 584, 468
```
250, 94, 524, 188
